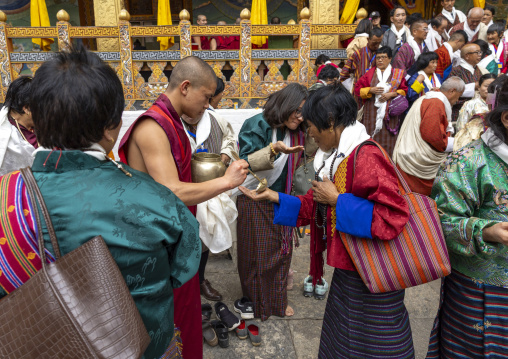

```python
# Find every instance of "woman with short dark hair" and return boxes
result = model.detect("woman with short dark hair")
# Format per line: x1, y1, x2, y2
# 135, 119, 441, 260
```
240, 84, 413, 358
236, 83, 310, 319
487, 23, 507, 73
0, 47, 201, 359
427, 103, 508, 358
407, 52, 441, 107
475, 39, 498, 75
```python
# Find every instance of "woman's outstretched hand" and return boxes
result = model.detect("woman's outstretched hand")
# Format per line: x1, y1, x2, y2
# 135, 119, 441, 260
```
273, 141, 304, 154
239, 186, 279, 203
312, 176, 339, 206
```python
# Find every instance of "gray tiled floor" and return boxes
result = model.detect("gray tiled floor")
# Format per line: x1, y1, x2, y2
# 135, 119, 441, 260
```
203, 236, 439, 358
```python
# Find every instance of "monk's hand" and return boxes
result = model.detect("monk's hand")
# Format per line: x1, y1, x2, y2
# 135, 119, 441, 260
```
369, 87, 384, 95
225, 159, 249, 189
221, 153, 231, 166
482, 222, 508, 246
274, 141, 305, 155
312, 176, 339, 206
239, 186, 279, 203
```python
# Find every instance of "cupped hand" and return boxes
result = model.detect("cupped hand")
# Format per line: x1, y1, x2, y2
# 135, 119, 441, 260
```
311, 176, 339, 206
274, 141, 304, 154
482, 222, 508, 246
370, 87, 385, 95
239, 186, 279, 202
225, 159, 249, 188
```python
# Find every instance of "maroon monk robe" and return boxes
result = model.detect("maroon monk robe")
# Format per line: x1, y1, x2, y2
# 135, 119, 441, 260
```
118, 94, 203, 359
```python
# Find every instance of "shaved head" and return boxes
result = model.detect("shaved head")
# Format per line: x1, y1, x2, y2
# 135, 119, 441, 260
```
168, 56, 216, 90
468, 7, 484, 18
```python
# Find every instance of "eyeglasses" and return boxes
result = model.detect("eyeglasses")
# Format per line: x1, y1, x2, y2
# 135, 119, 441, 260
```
376, 56, 389, 60
467, 51, 483, 55
295, 108, 303, 117
421, 27, 429, 32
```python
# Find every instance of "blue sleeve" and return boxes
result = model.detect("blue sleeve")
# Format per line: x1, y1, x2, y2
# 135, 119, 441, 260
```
443, 64, 453, 81
335, 193, 374, 239
273, 192, 302, 227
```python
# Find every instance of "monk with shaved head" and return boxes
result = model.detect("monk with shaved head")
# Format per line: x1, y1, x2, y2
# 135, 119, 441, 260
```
449, 6, 488, 42
119, 56, 248, 359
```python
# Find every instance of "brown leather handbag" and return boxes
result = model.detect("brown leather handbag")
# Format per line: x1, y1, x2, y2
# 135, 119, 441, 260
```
0, 168, 151, 358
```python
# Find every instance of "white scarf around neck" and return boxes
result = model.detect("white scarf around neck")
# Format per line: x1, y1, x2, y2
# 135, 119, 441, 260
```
314, 121, 370, 180
407, 35, 424, 61
444, 42, 455, 61
442, 7, 466, 24
184, 107, 213, 154
391, 23, 407, 45
459, 57, 476, 75
418, 71, 441, 92
32, 143, 108, 161
424, 91, 454, 134
373, 65, 393, 137
426, 27, 442, 51
490, 42, 505, 63
482, 128, 508, 166
464, 21, 480, 41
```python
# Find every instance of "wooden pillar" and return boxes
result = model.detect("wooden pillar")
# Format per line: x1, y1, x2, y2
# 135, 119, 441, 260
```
179, 10, 192, 59
118, 9, 134, 100
309, 0, 340, 49
239, 8, 252, 98
298, 8, 311, 87
93, 0, 122, 51
56, 10, 71, 52
0, 11, 12, 103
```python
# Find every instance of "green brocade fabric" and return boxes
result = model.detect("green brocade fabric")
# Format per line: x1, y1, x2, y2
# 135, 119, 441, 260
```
432, 139, 508, 287
238, 112, 288, 193
0, 151, 201, 359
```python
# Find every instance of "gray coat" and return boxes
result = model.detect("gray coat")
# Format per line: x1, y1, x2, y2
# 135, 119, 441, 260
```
381, 29, 408, 59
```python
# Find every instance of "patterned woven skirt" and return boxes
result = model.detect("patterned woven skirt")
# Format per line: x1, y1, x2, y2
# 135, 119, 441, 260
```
237, 195, 292, 321
319, 268, 414, 359
426, 270, 508, 359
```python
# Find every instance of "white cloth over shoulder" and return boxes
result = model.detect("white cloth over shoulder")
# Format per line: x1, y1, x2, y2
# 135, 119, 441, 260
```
482, 128, 508, 166
314, 121, 370, 180
0, 107, 35, 176
373, 65, 392, 137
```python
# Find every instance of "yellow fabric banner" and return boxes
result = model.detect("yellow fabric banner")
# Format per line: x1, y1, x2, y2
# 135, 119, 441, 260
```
396, 0, 425, 15
473, 0, 485, 8
340, 0, 360, 24
251, 0, 268, 46
157, 0, 174, 50
30, 0, 54, 51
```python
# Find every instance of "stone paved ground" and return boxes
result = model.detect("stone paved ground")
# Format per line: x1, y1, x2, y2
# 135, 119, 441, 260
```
202, 235, 440, 359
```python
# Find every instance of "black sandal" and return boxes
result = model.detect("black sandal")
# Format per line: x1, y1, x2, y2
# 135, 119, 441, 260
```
202, 303, 213, 321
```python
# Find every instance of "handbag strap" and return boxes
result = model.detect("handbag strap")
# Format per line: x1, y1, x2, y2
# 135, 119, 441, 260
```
20, 168, 62, 262
352, 140, 412, 195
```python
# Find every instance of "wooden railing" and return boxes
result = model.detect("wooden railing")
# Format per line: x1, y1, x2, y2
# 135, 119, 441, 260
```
0, 8, 356, 110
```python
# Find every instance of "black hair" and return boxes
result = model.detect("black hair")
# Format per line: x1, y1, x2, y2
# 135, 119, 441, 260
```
484, 5, 495, 16
487, 23, 503, 36
495, 75, 508, 108
369, 27, 384, 38
263, 83, 308, 128
408, 51, 439, 76
410, 19, 427, 32
355, 18, 373, 35
430, 17, 446, 29
302, 83, 357, 131
376, 46, 393, 58
271, 17, 281, 24
213, 76, 225, 97
450, 30, 468, 43
486, 104, 508, 145
4, 76, 32, 115
479, 73, 496, 87
390, 6, 406, 18
315, 54, 331, 67
317, 65, 341, 81
474, 39, 491, 58
30, 46, 124, 149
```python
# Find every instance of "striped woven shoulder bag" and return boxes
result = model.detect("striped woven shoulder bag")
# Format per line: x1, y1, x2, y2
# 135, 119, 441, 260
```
339, 141, 451, 293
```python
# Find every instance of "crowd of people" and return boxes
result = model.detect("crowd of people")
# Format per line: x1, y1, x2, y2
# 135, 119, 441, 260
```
1, 1, 508, 358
